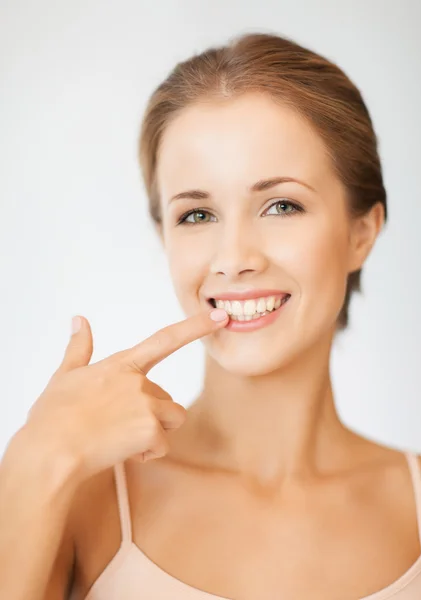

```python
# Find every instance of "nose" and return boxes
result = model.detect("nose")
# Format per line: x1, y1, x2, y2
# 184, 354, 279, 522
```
209, 221, 268, 279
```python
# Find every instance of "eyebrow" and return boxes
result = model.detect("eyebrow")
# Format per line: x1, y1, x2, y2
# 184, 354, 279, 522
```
169, 176, 316, 204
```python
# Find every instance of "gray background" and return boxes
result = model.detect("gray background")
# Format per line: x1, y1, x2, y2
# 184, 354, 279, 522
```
1, 0, 420, 456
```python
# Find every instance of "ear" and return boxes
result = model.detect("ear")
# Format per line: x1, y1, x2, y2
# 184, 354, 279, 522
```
347, 202, 385, 273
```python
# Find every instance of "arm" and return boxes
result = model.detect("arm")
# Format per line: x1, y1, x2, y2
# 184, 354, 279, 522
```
0, 427, 80, 600
0, 309, 225, 599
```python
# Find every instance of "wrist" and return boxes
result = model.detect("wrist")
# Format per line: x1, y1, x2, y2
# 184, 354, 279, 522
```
3, 424, 83, 497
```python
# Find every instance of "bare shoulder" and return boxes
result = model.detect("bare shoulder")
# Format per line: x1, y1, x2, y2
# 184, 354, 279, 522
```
345, 434, 420, 501
349, 432, 419, 472
353, 437, 421, 528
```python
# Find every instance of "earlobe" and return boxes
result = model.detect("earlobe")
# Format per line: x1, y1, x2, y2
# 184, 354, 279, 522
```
348, 202, 385, 272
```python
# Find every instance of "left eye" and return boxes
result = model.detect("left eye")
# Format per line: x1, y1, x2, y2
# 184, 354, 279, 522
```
181, 210, 216, 224
263, 200, 300, 216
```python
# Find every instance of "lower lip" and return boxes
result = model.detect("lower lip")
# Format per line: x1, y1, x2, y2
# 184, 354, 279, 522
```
224, 296, 291, 332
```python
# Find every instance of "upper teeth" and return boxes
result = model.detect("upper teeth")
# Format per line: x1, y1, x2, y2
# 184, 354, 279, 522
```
214, 296, 284, 316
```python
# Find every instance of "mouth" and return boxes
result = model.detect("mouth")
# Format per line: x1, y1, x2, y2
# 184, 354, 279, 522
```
207, 291, 291, 329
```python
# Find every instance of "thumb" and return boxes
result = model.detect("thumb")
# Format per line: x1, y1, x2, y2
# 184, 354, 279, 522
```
58, 315, 94, 373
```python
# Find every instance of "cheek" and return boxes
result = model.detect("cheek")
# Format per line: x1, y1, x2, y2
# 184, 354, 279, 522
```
288, 219, 350, 317
166, 237, 210, 309
267, 217, 350, 316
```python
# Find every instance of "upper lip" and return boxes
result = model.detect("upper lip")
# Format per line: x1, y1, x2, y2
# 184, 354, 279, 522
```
206, 289, 290, 301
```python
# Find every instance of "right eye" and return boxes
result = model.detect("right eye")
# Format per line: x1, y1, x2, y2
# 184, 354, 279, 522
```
178, 210, 216, 225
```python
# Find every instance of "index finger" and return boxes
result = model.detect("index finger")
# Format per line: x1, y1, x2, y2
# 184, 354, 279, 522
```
127, 308, 228, 374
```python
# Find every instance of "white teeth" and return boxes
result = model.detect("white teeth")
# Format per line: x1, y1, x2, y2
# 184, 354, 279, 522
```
244, 300, 256, 316
256, 297, 266, 313
266, 296, 275, 312
231, 301, 243, 316
211, 294, 288, 320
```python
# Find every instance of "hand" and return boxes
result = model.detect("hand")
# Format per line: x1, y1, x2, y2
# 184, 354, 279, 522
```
23, 308, 228, 482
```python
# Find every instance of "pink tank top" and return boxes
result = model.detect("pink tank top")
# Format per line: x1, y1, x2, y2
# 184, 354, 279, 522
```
83, 452, 421, 600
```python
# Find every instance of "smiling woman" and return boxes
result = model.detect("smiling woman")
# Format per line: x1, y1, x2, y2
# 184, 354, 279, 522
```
62, 31, 420, 600
2, 30, 420, 600
140, 32, 387, 336
69, 32, 420, 600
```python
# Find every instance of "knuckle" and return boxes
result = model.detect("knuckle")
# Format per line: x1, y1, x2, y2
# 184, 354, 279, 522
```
159, 403, 186, 429
127, 358, 147, 376
112, 350, 146, 376
91, 361, 123, 389
111, 348, 128, 363
91, 370, 107, 386
169, 412, 187, 429
175, 404, 188, 422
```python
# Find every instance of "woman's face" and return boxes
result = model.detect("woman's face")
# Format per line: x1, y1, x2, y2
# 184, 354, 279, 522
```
156, 93, 369, 376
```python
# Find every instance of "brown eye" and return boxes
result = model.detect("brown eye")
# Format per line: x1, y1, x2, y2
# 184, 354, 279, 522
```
192, 211, 210, 223
263, 199, 303, 217
179, 209, 216, 224
275, 202, 294, 214
276, 202, 294, 214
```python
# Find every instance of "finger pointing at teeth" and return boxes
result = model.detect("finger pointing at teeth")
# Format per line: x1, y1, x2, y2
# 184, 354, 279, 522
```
126, 308, 229, 374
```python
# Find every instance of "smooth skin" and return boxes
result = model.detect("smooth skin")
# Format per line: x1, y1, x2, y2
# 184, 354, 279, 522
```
1, 92, 420, 600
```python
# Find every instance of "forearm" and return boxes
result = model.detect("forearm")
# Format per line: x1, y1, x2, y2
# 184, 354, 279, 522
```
0, 427, 80, 600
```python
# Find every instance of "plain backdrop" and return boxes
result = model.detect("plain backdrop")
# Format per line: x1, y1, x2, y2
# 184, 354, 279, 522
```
1, 0, 420, 457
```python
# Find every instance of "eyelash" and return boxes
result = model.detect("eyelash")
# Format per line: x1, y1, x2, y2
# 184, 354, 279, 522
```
176, 199, 305, 225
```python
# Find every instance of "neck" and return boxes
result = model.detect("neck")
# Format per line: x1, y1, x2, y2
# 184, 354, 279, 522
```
185, 330, 357, 486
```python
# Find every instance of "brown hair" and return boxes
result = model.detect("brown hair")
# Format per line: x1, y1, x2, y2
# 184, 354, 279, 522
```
138, 31, 387, 330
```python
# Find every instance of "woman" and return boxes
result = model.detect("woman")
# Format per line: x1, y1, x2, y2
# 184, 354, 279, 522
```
1, 31, 420, 600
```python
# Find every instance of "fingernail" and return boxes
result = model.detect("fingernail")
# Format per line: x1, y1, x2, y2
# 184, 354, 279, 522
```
210, 308, 228, 322
71, 316, 82, 335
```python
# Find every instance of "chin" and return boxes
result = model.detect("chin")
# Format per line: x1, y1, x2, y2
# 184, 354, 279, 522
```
204, 338, 301, 377
219, 359, 286, 377
202, 313, 336, 377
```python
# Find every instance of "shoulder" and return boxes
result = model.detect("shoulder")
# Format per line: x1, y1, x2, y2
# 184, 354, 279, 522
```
348, 437, 420, 502
365, 444, 421, 516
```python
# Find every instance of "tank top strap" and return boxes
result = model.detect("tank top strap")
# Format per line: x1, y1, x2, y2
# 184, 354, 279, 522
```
113, 461, 132, 545
405, 451, 421, 547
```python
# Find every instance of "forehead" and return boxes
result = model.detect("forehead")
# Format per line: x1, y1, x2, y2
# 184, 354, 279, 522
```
156, 92, 334, 198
